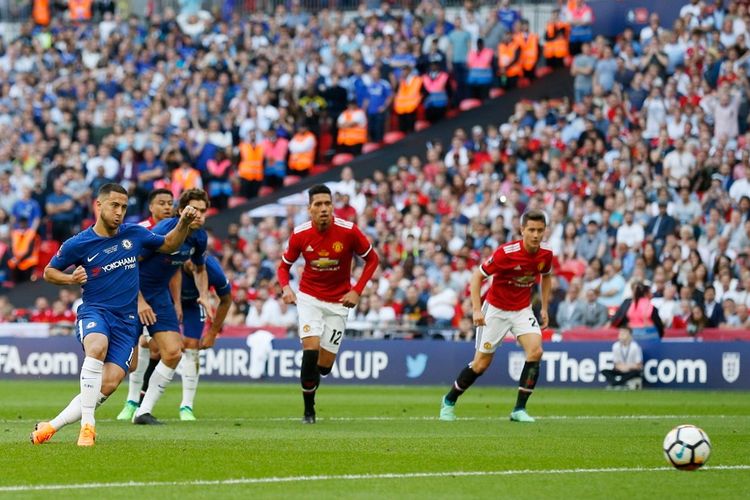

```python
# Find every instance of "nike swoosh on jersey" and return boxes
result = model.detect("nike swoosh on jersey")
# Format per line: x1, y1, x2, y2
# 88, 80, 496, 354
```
87, 253, 100, 262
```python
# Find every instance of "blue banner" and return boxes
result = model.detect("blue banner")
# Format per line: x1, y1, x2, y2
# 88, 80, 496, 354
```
588, 0, 684, 38
0, 336, 747, 389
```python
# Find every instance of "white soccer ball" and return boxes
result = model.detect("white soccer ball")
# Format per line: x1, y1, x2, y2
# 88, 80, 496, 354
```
663, 424, 712, 470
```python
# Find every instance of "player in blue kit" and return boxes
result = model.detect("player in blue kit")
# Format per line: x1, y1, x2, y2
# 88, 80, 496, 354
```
173, 254, 232, 420
30, 183, 199, 446
132, 188, 213, 425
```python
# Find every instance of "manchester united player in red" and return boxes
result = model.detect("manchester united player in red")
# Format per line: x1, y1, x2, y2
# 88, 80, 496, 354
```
440, 210, 553, 423
278, 184, 379, 423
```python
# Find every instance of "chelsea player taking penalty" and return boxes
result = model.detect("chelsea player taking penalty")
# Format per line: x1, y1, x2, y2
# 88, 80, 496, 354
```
31, 183, 199, 447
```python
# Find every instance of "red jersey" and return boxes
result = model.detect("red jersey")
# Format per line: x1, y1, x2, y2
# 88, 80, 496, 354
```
480, 239, 553, 311
281, 217, 373, 303
138, 217, 157, 230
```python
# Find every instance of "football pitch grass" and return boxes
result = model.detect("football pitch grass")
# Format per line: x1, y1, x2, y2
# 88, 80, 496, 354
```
0, 381, 748, 499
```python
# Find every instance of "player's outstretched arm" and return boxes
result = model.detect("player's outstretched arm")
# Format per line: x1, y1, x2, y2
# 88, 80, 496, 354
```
158, 206, 198, 253
44, 265, 87, 286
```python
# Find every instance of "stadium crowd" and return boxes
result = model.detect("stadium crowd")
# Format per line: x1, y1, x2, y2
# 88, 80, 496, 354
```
2, 0, 750, 339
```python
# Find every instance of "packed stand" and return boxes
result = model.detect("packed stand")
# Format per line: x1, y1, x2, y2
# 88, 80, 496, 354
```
0, 0, 550, 290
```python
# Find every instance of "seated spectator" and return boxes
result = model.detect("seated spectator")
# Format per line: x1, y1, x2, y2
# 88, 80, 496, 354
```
581, 288, 609, 327
600, 327, 644, 390
556, 281, 585, 331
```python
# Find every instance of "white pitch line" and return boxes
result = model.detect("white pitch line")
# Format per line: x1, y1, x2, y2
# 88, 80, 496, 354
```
1, 465, 748, 493
1, 414, 742, 424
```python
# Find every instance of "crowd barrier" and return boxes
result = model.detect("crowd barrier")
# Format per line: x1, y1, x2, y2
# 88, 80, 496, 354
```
1, 335, 746, 389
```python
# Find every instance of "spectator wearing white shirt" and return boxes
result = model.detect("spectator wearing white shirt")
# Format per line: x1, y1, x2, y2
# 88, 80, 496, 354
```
651, 282, 681, 327
728, 165, 750, 203
616, 211, 645, 249
672, 186, 703, 225
663, 138, 696, 187
427, 284, 458, 328
640, 13, 664, 46
84, 145, 120, 185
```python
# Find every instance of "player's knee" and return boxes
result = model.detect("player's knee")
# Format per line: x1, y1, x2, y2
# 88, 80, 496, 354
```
101, 379, 120, 396
160, 346, 182, 365
527, 345, 543, 362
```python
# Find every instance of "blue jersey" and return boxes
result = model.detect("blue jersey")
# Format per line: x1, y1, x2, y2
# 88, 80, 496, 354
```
139, 217, 207, 297
181, 254, 231, 302
49, 224, 165, 313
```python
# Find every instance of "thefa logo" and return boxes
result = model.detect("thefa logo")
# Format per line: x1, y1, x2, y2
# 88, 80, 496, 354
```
333, 241, 344, 253
508, 351, 526, 380
722, 352, 740, 383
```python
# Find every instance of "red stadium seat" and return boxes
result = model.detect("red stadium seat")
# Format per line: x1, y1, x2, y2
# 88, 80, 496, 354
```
310, 164, 329, 176
445, 109, 460, 118
205, 207, 219, 217
459, 98, 482, 111
489, 88, 505, 99
362, 142, 381, 154
517, 78, 531, 88
283, 175, 302, 187
415, 120, 430, 131
228, 196, 248, 208
332, 153, 354, 166
383, 131, 405, 144
258, 186, 274, 197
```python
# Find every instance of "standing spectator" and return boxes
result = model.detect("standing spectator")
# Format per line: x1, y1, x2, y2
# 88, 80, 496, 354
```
612, 282, 664, 340
45, 178, 77, 242
594, 45, 618, 93
496, 0, 521, 34
571, 42, 596, 102
517, 19, 539, 79
171, 161, 203, 199
206, 148, 233, 211
422, 63, 450, 123
11, 187, 41, 233
497, 29, 523, 89
447, 17, 472, 104
362, 66, 392, 143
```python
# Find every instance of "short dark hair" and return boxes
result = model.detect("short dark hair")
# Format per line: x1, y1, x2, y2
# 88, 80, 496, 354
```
308, 184, 332, 204
521, 209, 547, 227
97, 183, 127, 198
178, 188, 210, 210
147, 188, 173, 205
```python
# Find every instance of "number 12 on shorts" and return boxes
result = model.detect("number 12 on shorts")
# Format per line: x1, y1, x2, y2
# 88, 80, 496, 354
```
329, 329, 343, 345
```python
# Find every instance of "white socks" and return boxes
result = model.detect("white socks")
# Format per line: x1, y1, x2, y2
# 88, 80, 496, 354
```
180, 349, 200, 409
127, 345, 151, 403
135, 361, 175, 416
80, 357, 104, 426
49, 391, 107, 431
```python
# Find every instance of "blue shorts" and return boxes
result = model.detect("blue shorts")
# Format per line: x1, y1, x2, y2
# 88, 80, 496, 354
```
75, 305, 139, 372
182, 301, 207, 340
140, 289, 180, 336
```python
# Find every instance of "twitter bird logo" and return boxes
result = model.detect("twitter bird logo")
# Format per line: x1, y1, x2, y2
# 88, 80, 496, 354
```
406, 354, 428, 378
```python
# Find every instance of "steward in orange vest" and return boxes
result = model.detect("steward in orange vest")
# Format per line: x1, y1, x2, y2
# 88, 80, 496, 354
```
337, 100, 367, 155
288, 124, 317, 176
33, 0, 51, 26
238, 136, 265, 199
516, 19, 539, 77
9, 226, 40, 282
544, 9, 570, 67
68, 0, 92, 21
394, 68, 423, 133
497, 30, 523, 88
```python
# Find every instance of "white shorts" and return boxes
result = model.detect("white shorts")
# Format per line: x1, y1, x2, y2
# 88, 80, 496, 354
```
475, 303, 541, 354
296, 292, 348, 355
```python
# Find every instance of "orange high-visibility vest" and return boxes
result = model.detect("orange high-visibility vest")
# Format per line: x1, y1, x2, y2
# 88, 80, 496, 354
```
544, 21, 570, 59
238, 143, 264, 181
518, 32, 539, 72
33, 0, 51, 26
337, 110, 367, 146
8, 229, 40, 271
172, 167, 201, 190
68, 0, 92, 20
288, 131, 317, 172
394, 75, 423, 115
498, 40, 523, 77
